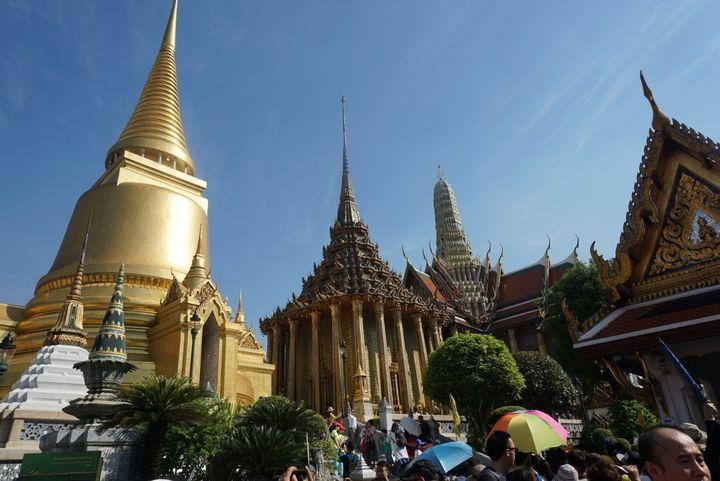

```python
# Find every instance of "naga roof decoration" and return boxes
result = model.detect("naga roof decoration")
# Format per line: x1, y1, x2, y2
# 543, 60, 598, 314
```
261, 98, 446, 331
591, 71, 720, 304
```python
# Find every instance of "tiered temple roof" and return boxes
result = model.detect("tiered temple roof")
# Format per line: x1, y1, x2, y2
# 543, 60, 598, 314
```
261, 98, 445, 330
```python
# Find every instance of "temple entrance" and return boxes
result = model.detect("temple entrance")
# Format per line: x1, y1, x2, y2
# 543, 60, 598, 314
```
200, 313, 220, 393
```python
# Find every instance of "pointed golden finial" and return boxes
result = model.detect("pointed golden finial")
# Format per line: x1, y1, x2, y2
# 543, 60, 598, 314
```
183, 224, 208, 289
640, 70, 670, 131
107, 0, 194, 175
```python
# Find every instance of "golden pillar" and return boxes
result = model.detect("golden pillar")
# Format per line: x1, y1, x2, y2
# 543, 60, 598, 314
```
508, 328, 519, 353
433, 321, 443, 348
374, 303, 394, 406
311, 310, 321, 412
351, 300, 372, 420
287, 320, 298, 400
413, 313, 432, 411
330, 304, 343, 410
271, 324, 281, 393
392, 308, 413, 412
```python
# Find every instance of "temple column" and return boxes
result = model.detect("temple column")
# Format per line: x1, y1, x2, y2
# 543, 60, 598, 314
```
311, 311, 321, 412
392, 308, 413, 412
266, 329, 274, 364
271, 324, 281, 393
287, 319, 298, 400
508, 328, 519, 353
434, 321, 444, 348
536, 330, 548, 355
330, 304, 343, 411
374, 303, 394, 406
413, 313, 432, 411
352, 300, 373, 420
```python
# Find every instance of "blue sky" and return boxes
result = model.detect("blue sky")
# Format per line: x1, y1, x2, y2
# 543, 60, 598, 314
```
2, 0, 720, 339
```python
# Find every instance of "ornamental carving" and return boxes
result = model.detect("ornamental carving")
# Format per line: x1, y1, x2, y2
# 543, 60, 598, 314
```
240, 331, 263, 350
648, 171, 720, 276
162, 276, 187, 306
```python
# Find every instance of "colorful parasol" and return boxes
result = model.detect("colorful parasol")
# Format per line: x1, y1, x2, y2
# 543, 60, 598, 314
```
405, 441, 473, 474
488, 410, 567, 454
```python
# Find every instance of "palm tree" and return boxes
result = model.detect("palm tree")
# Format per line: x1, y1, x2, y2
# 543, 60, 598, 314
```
104, 374, 211, 480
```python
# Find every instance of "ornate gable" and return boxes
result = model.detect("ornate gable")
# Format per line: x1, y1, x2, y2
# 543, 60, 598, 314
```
592, 72, 720, 304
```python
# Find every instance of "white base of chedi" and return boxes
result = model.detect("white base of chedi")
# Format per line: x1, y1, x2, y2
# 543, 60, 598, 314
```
0, 345, 88, 412
0, 345, 87, 458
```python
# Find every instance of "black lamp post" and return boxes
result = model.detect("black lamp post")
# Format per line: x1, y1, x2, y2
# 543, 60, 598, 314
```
0, 333, 16, 376
189, 310, 201, 381
340, 339, 349, 416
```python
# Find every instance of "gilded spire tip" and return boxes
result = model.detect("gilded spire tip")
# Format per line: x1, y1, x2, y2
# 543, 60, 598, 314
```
640, 70, 669, 130
162, 0, 179, 49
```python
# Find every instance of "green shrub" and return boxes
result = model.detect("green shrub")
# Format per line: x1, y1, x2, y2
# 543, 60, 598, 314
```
486, 406, 526, 429
608, 399, 658, 440
591, 428, 615, 453
615, 437, 632, 453
514, 351, 580, 416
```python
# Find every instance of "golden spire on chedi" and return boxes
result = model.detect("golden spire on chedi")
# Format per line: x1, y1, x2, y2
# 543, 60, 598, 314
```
6, 0, 271, 405
106, 0, 194, 175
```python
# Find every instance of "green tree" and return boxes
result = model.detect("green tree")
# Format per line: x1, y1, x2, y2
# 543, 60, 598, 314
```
608, 399, 658, 441
540, 262, 607, 389
104, 374, 211, 481
237, 395, 325, 439
424, 333, 525, 435
514, 351, 580, 416
160, 398, 237, 480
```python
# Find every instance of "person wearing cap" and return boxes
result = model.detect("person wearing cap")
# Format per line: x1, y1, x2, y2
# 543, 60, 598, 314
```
553, 464, 579, 481
327, 406, 338, 426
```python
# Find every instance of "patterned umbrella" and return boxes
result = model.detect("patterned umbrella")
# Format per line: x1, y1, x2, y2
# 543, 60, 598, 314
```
488, 410, 567, 454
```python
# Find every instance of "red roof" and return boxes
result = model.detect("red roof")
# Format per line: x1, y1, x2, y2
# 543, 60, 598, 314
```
498, 265, 544, 306
575, 285, 720, 358
416, 271, 447, 302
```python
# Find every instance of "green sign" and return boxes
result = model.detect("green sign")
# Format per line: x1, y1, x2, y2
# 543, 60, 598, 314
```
19, 451, 102, 481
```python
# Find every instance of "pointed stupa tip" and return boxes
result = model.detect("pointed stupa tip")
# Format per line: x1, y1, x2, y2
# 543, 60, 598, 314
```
336, 95, 361, 225
106, 0, 194, 175
162, 0, 179, 49
89, 262, 131, 363
183, 224, 208, 289
68, 207, 94, 301
640, 70, 670, 131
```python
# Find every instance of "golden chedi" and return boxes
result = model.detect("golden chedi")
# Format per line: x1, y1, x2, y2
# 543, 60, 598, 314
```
5, 0, 271, 404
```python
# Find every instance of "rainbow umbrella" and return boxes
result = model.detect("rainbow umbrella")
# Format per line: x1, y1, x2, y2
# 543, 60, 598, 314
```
488, 410, 567, 454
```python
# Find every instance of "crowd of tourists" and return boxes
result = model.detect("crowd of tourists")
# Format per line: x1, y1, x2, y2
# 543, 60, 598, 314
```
310, 401, 720, 481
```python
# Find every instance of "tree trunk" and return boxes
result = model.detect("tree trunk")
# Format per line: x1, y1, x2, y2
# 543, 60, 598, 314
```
142, 420, 169, 481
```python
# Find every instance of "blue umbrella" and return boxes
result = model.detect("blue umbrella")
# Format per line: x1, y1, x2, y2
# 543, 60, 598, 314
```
405, 441, 473, 474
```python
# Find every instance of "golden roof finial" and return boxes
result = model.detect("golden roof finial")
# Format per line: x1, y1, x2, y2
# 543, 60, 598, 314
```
106, 0, 194, 175
640, 70, 670, 131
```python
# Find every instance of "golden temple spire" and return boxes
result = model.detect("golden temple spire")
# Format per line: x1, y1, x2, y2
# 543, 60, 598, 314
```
183, 224, 208, 289
336, 95, 361, 226
640, 70, 670, 131
45, 209, 93, 348
106, 0, 195, 175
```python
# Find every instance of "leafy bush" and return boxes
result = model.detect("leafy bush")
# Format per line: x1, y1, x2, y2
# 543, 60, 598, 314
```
608, 399, 658, 441
591, 428, 615, 454
238, 395, 326, 440
425, 334, 525, 434
615, 437, 632, 454
486, 406, 527, 428
514, 351, 580, 416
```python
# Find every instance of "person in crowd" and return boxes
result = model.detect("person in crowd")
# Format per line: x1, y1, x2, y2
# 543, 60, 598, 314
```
374, 460, 390, 481
478, 431, 517, 481
340, 440, 360, 478
638, 425, 711, 481
403, 459, 440, 481
327, 406, 338, 425
584, 453, 603, 472
552, 464, 579, 481
389, 422, 409, 476
347, 409, 358, 446
381, 428, 393, 463
418, 415, 431, 442
330, 422, 346, 450
545, 448, 567, 477
506, 466, 536, 481
704, 400, 720, 480
530, 454, 553, 481
586, 462, 622, 481
361, 419, 379, 467
566, 450, 588, 481
281, 466, 315, 481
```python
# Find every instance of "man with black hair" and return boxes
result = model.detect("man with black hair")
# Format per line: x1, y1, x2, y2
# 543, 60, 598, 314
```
403, 459, 440, 481
478, 431, 517, 481
566, 450, 588, 481
638, 425, 710, 481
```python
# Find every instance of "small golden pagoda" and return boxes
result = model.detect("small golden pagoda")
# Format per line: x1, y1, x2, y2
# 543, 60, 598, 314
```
261, 98, 447, 420
2, 0, 272, 405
